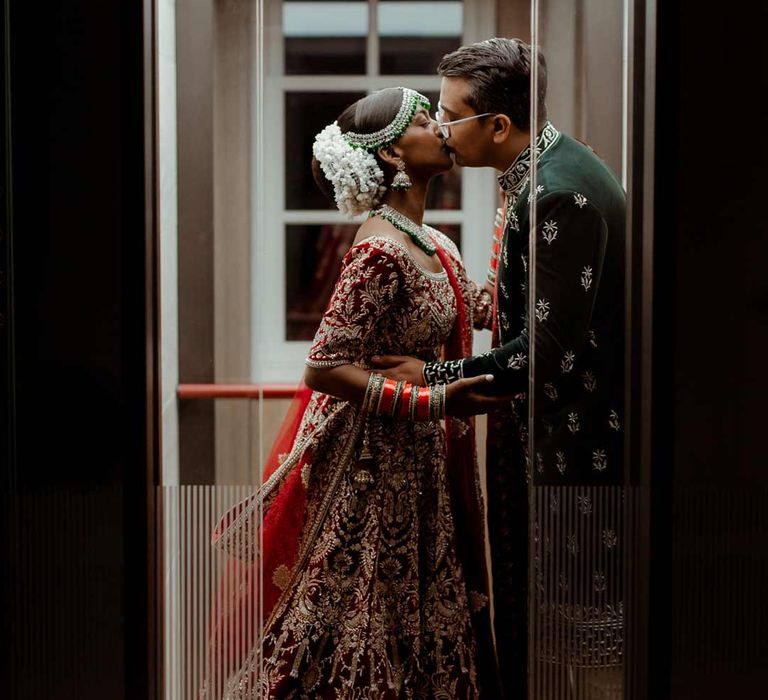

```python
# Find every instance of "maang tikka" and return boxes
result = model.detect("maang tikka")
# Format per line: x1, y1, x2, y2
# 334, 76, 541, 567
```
391, 159, 412, 191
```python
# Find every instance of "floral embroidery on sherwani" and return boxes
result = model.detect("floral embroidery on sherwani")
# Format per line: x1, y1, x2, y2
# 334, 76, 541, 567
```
223, 235, 483, 699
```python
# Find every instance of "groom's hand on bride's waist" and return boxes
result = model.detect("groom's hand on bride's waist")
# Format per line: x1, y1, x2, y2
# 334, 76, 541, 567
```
371, 355, 426, 386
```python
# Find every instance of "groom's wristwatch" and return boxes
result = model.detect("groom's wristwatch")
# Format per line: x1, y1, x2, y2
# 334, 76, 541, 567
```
423, 359, 465, 386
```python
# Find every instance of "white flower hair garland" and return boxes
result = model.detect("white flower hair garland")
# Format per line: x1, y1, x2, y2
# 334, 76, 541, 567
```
312, 122, 387, 217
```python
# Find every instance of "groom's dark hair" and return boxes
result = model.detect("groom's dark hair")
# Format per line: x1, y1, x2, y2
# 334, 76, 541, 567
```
437, 37, 547, 131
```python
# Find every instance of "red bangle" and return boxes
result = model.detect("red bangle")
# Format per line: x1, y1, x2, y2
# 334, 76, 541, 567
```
397, 384, 414, 420
377, 378, 398, 415
415, 388, 431, 421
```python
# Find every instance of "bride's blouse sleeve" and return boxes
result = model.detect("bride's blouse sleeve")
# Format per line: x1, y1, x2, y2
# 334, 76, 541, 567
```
306, 238, 404, 368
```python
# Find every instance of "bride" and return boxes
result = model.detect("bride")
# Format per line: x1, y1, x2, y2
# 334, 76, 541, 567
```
208, 87, 501, 699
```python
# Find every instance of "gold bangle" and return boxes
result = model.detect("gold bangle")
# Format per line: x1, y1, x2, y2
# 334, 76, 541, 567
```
391, 380, 406, 418
430, 384, 446, 420
362, 374, 375, 413
363, 374, 385, 415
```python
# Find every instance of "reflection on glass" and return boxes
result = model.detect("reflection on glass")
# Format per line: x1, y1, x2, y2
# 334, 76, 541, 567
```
285, 224, 358, 340
285, 92, 365, 210
378, 1, 463, 74
527, 4, 630, 697
283, 1, 368, 74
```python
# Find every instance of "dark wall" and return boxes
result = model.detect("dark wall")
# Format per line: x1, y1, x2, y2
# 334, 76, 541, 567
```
2, 1, 156, 698
666, 5, 768, 489
654, 1, 768, 697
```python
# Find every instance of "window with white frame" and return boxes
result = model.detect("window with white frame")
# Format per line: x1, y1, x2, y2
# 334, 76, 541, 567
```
255, 0, 497, 382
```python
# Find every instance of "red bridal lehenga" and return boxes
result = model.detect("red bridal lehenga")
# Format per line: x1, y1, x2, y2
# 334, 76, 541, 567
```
206, 231, 498, 699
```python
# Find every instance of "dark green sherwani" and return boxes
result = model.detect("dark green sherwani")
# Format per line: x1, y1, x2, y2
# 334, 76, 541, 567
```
424, 123, 627, 697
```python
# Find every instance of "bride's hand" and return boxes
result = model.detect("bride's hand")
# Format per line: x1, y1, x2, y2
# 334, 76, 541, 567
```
370, 355, 426, 385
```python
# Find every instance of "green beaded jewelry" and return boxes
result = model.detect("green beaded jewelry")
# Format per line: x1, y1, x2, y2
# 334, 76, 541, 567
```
344, 88, 431, 152
371, 204, 437, 256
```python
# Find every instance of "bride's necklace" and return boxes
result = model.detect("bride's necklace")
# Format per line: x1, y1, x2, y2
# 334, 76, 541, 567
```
372, 204, 437, 256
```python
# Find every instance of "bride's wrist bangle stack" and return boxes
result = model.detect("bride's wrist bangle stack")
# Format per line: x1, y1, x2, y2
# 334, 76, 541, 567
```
362, 373, 445, 421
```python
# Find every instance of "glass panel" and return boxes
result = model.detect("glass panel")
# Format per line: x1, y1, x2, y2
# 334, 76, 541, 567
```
378, 1, 463, 74
283, 1, 368, 74
526, 2, 634, 697
285, 92, 365, 210
285, 223, 358, 340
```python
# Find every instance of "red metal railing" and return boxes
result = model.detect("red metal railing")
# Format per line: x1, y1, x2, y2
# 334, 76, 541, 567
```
177, 384, 298, 400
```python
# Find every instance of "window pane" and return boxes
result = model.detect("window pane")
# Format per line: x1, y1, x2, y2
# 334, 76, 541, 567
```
378, 1, 462, 35
285, 224, 358, 340
283, 1, 368, 75
285, 91, 365, 210
380, 36, 462, 75
378, 2, 463, 74
285, 38, 366, 75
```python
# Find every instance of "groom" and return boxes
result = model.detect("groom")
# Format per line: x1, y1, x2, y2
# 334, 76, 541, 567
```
373, 38, 627, 697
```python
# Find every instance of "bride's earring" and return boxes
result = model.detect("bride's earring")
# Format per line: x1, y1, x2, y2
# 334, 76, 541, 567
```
391, 159, 412, 191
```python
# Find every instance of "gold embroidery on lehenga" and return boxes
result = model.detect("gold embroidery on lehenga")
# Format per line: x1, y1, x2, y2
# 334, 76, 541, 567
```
300, 461, 311, 488
222, 236, 485, 698
272, 565, 292, 591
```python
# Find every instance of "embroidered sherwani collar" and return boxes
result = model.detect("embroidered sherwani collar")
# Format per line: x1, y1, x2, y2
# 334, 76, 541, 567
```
497, 121, 560, 197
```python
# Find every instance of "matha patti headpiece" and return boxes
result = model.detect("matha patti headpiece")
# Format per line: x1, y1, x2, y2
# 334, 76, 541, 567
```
343, 88, 431, 152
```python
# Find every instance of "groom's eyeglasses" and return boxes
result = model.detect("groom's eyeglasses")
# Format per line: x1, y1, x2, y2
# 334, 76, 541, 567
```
435, 103, 494, 139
